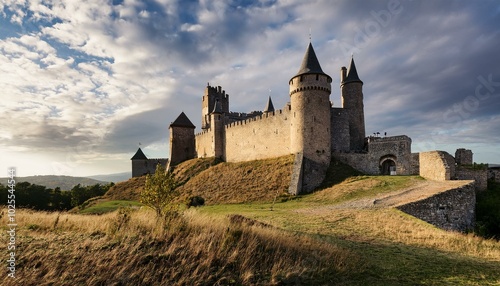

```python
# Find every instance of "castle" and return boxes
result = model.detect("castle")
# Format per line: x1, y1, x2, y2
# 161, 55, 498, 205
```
132, 42, 489, 195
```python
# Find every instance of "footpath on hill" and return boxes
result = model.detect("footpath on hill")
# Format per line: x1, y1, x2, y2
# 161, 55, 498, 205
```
301, 179, 472, 213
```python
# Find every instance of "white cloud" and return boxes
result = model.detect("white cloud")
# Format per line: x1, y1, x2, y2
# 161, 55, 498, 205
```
1, 0, 500, 176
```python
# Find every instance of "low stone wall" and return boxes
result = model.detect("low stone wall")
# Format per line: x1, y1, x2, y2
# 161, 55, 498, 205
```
396, 181, 475, 232
456, 167, 488, 191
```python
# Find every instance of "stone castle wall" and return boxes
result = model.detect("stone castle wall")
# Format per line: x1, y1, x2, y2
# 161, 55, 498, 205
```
331, 107, 350, 152
224, 109, 291, 162
332, 135, 412, 175
489, 167, 500, 183
456, 167, 488, 191
419, 151, 453, 181
410, 153, 420, 175
397, 181, 476, 232
195, 129, 215, 158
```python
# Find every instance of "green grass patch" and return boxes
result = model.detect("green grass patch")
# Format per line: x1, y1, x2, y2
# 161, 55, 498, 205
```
196, 176, 500, 285
333, 175, 425, 203
79, 200, 142, 214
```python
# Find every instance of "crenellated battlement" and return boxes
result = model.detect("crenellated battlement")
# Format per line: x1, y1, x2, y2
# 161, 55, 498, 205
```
225, 108, 289, 129
195, 129, 211, 137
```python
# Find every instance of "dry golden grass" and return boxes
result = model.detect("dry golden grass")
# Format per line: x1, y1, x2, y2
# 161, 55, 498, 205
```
103, 176, 146, 201
99, 156, 293, 208
1, 208, 355, 285
176, 155, 294, 205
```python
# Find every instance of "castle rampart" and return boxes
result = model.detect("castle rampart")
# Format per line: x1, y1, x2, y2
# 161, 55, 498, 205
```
225, 108, 291, 162
397, 181, 476, 232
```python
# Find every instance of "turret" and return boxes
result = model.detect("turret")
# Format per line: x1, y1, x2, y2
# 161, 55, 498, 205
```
131, 147, 148, 177
263, 96, 275, 114
289, 42, 332, 193
201, 84, 229, 130
169, 112, 196, 166
341, 57, 365, 150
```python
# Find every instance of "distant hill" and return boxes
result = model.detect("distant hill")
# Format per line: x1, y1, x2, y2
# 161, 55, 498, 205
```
87, 172, 131, 183
0, 175, 108, 190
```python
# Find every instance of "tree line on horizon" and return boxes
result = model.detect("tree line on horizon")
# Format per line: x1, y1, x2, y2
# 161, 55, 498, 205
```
0, 182, 113, 211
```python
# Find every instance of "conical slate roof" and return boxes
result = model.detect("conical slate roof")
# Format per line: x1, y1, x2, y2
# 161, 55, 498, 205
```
170, 112, 195, 128
131, 147, 147, 160
343, 57, 363, 84
264, 96, 275, 113
294, 42, 330, 79
212, 100, 223, 114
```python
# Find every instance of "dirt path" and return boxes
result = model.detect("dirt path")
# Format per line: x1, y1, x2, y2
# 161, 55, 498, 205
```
300, 179, 474, 214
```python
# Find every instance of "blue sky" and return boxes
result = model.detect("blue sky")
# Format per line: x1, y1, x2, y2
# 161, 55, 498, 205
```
1, 0, 499, 177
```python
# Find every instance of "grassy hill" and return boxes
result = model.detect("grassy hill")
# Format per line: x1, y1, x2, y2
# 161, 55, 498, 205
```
102, 155, 294, 205
0, 175, 107, 190
5, 157, 500, 285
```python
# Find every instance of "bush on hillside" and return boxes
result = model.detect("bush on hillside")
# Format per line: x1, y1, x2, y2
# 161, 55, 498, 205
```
186, 196, 205, 208
141, 164, 179, 219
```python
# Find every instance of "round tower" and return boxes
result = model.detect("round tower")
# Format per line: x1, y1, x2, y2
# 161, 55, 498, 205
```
341, 57, 365, 151
289, 43, 332, 192
289, 43, 332, 160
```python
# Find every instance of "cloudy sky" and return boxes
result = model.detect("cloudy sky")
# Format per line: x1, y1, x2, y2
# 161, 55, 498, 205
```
1, 0, 499, 177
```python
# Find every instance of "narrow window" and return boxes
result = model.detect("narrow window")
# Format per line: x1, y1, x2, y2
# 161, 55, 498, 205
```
316, 74, 319, 80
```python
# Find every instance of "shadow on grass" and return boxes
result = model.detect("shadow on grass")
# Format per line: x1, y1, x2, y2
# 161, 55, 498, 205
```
312, 232, 500, 286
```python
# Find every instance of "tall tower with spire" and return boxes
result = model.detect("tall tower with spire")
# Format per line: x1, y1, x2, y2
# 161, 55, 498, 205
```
289, 42, 332, 193
341, 57, 365, 150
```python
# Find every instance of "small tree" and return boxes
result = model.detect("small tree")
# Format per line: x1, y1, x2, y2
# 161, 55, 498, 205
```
141, 164, 179, 219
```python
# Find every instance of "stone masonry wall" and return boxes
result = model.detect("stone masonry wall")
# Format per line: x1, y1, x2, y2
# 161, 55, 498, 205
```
132, 158, 169, 177
331, 107, 350, 152
456, 167, 488, 191
332, 152, 375, 174
195, 130, 215, 158
397, 181, 476, 232
333, 135, 412, 175
224, 109, 291, 162
367, 136, 412, 175
169, 126, 195, 165
419, 151, 452, 181
489, 168, 500, 183
410, 153, 420, 175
